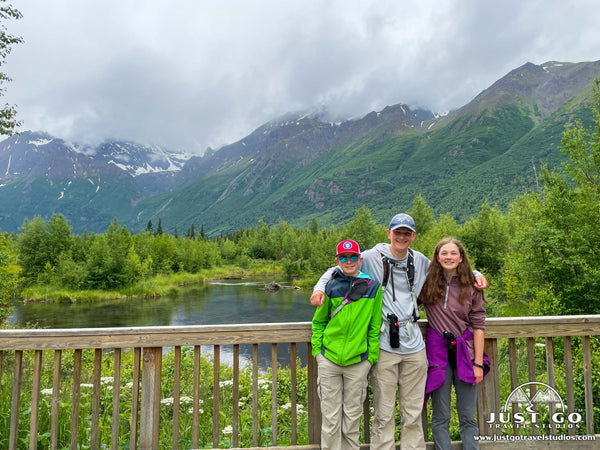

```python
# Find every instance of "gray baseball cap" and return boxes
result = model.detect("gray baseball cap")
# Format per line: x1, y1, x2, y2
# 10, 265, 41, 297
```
388, 213, 416, 232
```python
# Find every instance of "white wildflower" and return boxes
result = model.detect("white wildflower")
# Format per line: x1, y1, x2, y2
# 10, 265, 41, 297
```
41, 388, 53, 395
100, 377, 114, 385
222, 425, 233, 435
257, 378, 271, 389
161, 397, 174, 405
80, 384, 94, 389
280, 402, 306, 413
219, 380, 234, 388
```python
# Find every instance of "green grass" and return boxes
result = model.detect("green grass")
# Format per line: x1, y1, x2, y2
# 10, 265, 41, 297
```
20, 261, 287, 303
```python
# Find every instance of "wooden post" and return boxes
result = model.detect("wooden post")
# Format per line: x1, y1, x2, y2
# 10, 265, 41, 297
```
140, 347, 162, 450
307, 343, 321, 445
9, 350, 22, 450
478, 338, 499, 436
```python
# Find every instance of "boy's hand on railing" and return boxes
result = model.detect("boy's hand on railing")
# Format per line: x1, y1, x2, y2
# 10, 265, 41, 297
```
311, 290, 325, 306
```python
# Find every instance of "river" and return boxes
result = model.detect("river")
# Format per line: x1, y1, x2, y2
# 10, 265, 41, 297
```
7, 278, 317, 369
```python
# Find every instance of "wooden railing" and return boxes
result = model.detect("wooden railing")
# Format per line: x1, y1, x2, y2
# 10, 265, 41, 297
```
0, 315, 598, 449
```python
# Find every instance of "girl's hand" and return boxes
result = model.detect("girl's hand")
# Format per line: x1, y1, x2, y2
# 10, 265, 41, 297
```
472, 365, 484, 385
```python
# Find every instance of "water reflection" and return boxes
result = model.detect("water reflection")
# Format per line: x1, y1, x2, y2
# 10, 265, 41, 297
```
8, 278, 316, 369
9, 279, 315, 328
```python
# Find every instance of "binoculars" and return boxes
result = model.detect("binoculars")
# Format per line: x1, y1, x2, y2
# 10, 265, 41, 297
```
443, 331, 457, 351
387, 313, 400, 348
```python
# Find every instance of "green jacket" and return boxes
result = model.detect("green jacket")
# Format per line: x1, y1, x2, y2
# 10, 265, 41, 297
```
311, 269, 383, 365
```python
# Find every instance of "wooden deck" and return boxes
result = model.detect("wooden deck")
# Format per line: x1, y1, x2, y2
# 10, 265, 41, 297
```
0, 315, 598, 449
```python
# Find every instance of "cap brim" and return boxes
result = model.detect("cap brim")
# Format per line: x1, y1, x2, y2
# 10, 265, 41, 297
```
390, 225, 415, 232
336, 251, 361, 257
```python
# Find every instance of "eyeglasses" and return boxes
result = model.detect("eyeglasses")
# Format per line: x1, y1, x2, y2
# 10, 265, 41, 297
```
338, 255, 359, 263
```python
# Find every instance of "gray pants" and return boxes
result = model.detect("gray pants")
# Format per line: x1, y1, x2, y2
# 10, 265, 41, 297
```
430, 363, 479, 450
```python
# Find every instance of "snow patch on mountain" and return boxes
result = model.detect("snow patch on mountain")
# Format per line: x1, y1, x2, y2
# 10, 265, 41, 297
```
92, 141, 191, 177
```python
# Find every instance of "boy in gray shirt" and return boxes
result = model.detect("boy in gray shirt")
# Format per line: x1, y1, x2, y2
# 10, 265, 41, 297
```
311, 213, 486, 450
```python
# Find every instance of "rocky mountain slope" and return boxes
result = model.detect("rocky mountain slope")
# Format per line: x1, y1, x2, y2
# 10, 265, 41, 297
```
1, 60, 599, 235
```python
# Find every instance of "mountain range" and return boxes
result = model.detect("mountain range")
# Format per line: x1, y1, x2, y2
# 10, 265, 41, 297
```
1, 60, 599, 236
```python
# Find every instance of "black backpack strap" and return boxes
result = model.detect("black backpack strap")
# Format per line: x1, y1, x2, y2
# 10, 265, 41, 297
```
380, 252, 391, 290
380, 250, 414, 290
406, 248, 415, 291
407, 248, 419, 322
381, 249, 419, 322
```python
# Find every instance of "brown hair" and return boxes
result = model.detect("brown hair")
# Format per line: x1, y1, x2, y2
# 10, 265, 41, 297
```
420, 237, 479, 306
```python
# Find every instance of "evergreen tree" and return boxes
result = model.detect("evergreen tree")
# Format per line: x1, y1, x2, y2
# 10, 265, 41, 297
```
501, 78, 600, 315
461, 201, 510, 276
409, 195, 434, 236
344, 206, 379, 250
309, 218, 319, 235
0, 230, 20, 324
0, 1, 23, 135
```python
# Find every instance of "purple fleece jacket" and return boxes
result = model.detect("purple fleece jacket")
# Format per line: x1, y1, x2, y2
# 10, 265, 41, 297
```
424, 327, 490, 397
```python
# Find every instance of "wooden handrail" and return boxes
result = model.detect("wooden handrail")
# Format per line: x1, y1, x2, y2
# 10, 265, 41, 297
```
1, 316, 599, 351
0, 315, 598, 449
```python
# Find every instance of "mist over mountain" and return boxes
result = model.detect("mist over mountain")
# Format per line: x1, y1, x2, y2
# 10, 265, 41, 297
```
1, 60, 599, 235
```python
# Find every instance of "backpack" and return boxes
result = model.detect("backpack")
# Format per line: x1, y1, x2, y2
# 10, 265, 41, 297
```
380, 248, 419, 322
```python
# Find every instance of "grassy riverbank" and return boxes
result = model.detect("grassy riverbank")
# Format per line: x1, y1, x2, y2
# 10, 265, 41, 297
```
19, 260, 317, 303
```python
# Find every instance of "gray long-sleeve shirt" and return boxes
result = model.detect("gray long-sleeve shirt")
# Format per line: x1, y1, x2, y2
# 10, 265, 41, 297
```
315, 243, 429, 354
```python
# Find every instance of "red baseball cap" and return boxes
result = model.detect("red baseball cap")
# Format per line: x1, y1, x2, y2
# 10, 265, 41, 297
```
336, 239, 361, 256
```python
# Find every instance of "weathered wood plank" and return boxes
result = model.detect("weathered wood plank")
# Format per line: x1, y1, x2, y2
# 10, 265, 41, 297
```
51, 350, 62, 450
272, 343, 278, 446
172, 346, 181, 450
233, 344, 240, 448
1, 317, 599, 351
29, 350, 42, 450
213, 344, 221, 448
252, 343, 259, 447
582, 336, 595, 435
9, 350, 22, 450
290, 343, 298, 446
112, 347, 121, 450
70, 349, 82, 450
192, 345, 200, 449
563, 336, 575, 436
129, 347, 141, 450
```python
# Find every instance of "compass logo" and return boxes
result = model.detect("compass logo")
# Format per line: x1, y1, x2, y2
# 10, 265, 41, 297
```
486, 382, 582, 430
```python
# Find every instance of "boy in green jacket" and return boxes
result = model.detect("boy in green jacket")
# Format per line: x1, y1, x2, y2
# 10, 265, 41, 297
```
311, 239, 383, 449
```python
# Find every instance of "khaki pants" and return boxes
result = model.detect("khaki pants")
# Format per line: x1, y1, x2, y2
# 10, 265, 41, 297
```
317, 355, 372, 450
370, 348, 427, 450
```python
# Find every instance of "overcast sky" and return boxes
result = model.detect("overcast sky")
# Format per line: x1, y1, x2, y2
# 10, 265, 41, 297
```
3, 0, 600, 154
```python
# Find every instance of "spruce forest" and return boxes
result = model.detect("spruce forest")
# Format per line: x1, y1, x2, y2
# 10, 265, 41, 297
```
1, 80, 600, 325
